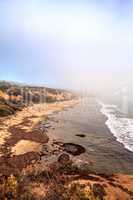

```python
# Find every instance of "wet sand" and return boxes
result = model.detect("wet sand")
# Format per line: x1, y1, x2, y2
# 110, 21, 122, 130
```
48, 97, 133, 174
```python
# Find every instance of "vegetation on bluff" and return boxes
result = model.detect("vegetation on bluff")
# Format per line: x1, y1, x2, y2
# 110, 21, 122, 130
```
0, 81, 74, 117
0, 158, 106, 200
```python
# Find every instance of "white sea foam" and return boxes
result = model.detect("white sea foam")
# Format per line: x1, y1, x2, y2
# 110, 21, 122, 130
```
99, 102, 133, 152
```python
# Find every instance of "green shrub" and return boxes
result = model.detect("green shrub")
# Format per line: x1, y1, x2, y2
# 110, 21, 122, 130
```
0, 103, 15, 116
45, 96, 56, 103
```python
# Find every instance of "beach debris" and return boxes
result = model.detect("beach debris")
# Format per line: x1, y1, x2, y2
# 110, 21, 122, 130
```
58, 153, 70, 165
63, 143, 86, 156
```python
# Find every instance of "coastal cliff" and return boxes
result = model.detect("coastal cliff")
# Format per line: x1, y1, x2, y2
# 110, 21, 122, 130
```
0, 81, 74, 117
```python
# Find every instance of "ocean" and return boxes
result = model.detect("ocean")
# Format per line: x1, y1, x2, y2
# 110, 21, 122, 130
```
100, 98, 133, 152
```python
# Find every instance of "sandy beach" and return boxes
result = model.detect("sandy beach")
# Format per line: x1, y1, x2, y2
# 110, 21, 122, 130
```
0, 99, 78, 173
1, 97, 133, 174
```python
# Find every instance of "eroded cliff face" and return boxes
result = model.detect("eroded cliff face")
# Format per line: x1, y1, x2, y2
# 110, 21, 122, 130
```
0, 81, 74, 117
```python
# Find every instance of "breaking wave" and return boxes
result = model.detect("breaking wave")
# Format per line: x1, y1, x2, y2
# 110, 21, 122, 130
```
100, 102, 133, 152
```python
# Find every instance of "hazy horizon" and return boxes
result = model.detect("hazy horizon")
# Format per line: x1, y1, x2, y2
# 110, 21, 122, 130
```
0, 0, 133, 93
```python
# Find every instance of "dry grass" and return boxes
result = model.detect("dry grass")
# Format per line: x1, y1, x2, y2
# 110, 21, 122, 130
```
0, 103, 15, 116
0, 161, 103, 200
0, 158, 132, 200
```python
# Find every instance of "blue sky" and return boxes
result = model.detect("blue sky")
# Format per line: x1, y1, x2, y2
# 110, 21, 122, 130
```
0, 0, 133, 90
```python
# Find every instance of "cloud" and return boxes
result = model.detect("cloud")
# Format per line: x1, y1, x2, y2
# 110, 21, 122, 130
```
0, 0, 133, 91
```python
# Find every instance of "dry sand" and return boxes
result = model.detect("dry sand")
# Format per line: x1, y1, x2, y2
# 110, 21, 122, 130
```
0, 99, 78, 156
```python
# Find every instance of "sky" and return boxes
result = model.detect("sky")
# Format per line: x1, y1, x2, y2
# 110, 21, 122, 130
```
0, 0, 133, 91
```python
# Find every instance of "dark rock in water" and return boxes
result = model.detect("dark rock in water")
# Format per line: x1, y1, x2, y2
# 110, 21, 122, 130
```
92, 183, 106, 200
76, 134, 86, 138
63, 143, 86, 156
58, 153, 70, 165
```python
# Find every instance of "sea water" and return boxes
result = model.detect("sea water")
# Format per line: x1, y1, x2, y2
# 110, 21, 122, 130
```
100, 101, 133, 152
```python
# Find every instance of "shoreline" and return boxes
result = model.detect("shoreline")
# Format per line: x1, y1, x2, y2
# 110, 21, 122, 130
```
0, 99, 79, 174
0, 98, 133, 199
47, 98, 133, 174
1, 97, 133, 174
100, 102, 133, 152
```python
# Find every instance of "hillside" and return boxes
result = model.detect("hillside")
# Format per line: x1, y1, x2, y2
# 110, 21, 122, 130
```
0, 81, 74, 117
